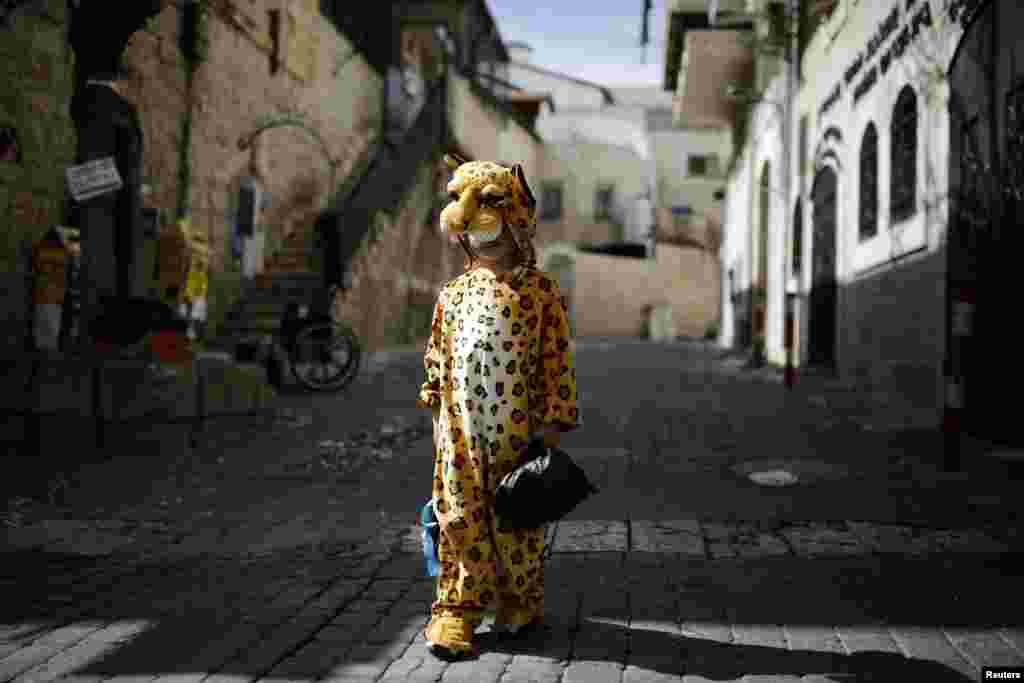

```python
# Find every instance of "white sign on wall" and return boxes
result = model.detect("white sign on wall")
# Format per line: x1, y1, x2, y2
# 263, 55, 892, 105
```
65, 157, 123, 202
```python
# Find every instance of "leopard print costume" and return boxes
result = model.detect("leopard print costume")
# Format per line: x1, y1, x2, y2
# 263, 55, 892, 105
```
439, 154, 537, 269
419, 154, 579, 658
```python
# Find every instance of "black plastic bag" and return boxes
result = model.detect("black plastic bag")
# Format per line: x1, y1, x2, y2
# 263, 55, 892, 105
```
495, 439, 598, 531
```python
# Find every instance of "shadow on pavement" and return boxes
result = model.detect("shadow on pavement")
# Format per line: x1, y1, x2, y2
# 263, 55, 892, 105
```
2, 547, 1017, 681
479, 623, 974, 681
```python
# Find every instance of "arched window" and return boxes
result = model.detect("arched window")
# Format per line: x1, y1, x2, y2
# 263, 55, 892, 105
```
860, 122, 879, 241
891, 86, 918, 223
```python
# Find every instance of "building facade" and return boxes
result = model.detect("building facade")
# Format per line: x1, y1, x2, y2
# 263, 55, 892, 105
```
701, 0, 1024, 441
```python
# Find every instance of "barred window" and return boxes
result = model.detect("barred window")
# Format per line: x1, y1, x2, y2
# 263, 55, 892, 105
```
859, 122, 878, 241
890, 86, 918, 223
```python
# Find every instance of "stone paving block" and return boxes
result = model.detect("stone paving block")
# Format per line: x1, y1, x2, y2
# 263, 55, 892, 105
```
328, 610, 385, 632
562, 661, 623, 683
364, 617, 424, 646
730, 624, 787, 651
780, 626, 844, 654
944, 628, 1024, 668
833, 625, 900, 654
270, 643, 346, 679
345, 641, 413, 664
697, 523, 735, 560
622, 666, 681, 683
571, 627, 628, 663
364, 579, 413, 602
779, 524, 865, 559
374, 557, 425, 581
314, 625, 364, 646
306, 585, 364, 613
678, 621, 732, 644
198, 674, 256, 683
268, 585, 322, 610
90, 620, 153, 643
888, 627, 976, 677
499, 655, 563, 683
552, 521, 627, 553
438, 658, 505, 683
0, 643, 65, 683
321, 659, 391, 680
1000, 628, 1024, 657
11, 636, 119, 682
631, 620, 681, 635
27, 623, 107, 649
151, 673, 206, 683
496, 626, 573, 661
628, 629, 685, 672
630, 521, 704, 556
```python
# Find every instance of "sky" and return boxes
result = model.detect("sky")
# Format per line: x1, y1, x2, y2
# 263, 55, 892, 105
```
488, 0, 670, 87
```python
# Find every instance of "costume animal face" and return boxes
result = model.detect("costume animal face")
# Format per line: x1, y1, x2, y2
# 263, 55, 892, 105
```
440, 154, 537, 267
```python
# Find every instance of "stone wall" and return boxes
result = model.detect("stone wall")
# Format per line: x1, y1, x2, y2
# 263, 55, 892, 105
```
115, 0, 383, 334
838, 248, 945, 427
334, 159, 462, 352
675, 30, 753, 129
573, 243, 720, 338
0, 0, 77, 352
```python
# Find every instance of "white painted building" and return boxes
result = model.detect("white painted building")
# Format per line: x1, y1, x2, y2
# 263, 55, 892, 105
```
714, 0, 1024, 440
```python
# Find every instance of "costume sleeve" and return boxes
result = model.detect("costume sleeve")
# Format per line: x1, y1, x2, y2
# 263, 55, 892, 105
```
532, 280, 580, 432
417, 292, 445, 409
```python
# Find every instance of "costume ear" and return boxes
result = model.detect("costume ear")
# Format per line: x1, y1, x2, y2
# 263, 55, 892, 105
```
512, 164, 536, 209
444, 153, 467, 170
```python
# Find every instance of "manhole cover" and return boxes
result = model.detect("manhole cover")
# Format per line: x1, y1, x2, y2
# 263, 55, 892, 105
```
748, 470, 799, 487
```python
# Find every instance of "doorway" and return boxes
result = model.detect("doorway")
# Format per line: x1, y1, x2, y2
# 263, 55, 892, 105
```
808, 166, 837, 369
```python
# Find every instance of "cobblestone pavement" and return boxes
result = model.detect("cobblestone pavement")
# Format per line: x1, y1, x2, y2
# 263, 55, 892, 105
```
2, 339, 1022, 682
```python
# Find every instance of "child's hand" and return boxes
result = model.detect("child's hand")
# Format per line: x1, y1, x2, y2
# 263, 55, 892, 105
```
534, 423, 562, 449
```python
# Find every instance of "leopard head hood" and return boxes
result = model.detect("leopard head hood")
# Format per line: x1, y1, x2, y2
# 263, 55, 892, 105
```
439, 154, 537, 270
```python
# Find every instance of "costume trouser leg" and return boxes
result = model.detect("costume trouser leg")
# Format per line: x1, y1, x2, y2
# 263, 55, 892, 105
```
428, 516, 546, 649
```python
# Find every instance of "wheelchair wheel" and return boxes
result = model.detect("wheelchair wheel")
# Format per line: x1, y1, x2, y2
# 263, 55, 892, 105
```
289, 321, 361, 392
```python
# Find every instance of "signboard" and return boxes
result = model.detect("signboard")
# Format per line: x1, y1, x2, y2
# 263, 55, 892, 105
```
65, 157, 123, 202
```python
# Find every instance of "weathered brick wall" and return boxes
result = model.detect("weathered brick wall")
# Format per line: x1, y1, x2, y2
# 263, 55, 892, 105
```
116, 0, 382, 333
121, 5, 188, 234
181, 2, 382, 270
573, 244, 720, 338
0, 0, 77, 352
333, 160, 462, 352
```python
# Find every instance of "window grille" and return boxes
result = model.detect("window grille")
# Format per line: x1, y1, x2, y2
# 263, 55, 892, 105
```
890, 86, 918, 223
860, 122, 878, 240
